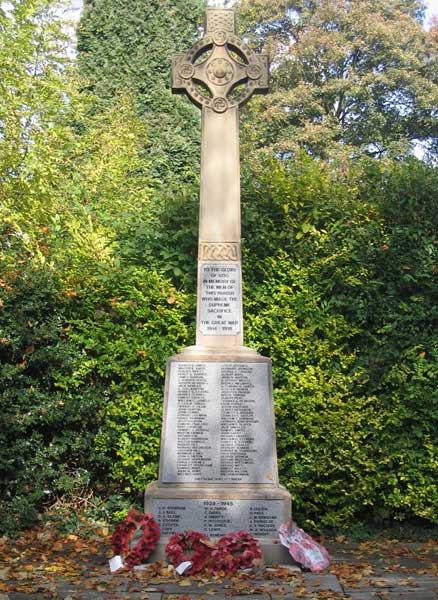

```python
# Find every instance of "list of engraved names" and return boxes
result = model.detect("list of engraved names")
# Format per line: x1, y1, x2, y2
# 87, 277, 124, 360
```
161, 362, 275, 484
153, 499, 283, 537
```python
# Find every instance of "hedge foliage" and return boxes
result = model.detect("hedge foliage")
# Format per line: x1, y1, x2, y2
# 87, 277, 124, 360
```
77, 0, 204, 183
1, 0, 437, 535
242, 156, 438, 528
2, 152, 437, 533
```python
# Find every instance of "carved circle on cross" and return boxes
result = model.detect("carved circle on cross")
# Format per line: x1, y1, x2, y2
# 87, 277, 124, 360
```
179, 63, 195, 80
247, 64, 262, 80
212, 97, 229, 113
213, 30, 228, 46
207, 58, 234, 86
177, 32, 266, 113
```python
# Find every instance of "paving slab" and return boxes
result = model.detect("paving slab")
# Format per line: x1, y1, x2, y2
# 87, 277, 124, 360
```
367, 573, 437, 588
161, 596, 270, 600
213, 596, 270, 600
303, 572, 344, 593
380, 593, 437, 600
2, 540, 438, 600
346, 593, 381, 600
7, 595, 165, 600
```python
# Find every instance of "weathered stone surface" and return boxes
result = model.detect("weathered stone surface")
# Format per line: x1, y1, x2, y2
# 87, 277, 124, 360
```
172, 8, 268, 113
346, 594, 382, 600
344, 573, 438, 591
303, 572, 344, 594
382, 593, 437, 600
160, 360, 276, 484
145, 481, 292, 563
172, 8, 268, 349
144, 8, 291, 564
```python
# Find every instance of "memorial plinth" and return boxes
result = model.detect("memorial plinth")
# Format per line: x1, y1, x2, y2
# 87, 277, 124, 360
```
144, 7, 292, 564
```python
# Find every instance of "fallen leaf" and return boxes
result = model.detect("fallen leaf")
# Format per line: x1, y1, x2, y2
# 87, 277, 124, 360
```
52, 542, 63, 552
271, 586, 286, 595
399, 578, 416, 586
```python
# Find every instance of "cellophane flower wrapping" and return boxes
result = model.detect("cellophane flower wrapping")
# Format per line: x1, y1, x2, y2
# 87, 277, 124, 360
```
279, 521, 330, 572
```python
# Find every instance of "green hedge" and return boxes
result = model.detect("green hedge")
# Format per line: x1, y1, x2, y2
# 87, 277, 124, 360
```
242, 156, 438, 528
0, 242, 191, 531
1, 156, 437, 534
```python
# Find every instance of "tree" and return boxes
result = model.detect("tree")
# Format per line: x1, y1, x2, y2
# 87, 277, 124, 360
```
76, 0, 205, 182
0, 0, 192, 532
237, 0, 438, 160
0, 0, 72, 238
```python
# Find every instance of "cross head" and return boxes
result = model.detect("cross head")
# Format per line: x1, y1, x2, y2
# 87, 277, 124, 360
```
172, 8, 269, 114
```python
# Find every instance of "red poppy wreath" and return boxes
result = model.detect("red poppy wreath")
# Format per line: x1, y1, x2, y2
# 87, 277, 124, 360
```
111, 509, 160, 568
212, 531, 262, 574
165, 530, 212, 574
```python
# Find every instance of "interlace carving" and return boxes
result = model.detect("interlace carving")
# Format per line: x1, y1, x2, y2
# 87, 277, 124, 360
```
200, 242, 240, 262
205, 9, 235, 33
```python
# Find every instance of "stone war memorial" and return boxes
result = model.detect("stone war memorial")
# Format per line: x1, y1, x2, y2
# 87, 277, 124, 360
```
145, 7, 292, 563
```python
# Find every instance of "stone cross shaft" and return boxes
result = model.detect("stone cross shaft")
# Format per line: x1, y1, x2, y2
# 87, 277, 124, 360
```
172, 8, 268, 349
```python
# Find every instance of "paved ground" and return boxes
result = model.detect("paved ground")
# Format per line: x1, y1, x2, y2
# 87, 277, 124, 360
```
1, 537, 437, 599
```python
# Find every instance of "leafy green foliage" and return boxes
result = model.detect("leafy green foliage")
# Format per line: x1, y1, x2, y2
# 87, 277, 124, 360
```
0, 0, 194, 533
242, 156, 438, 528
0, 244, 103, 533
60, 265, 192, 492
0, 234, 192, 533
237, 0, 438, 160
76, 0, 205, 182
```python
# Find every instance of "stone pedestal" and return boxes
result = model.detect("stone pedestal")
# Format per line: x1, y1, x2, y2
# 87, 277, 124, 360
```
144, 7, 292, 564
144, 348, 292, 563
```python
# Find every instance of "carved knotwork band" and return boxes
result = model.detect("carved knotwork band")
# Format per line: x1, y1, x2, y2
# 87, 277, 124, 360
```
205, 8, 235, 34
199, 242, 240, 262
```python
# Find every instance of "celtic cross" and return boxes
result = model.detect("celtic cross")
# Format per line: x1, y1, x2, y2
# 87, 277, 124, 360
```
172, 8, 268, 114
173, 8, 269, 350
144, 11, 292, 550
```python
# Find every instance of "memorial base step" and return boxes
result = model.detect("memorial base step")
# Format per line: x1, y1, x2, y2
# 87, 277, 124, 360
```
144, 481, 293, 565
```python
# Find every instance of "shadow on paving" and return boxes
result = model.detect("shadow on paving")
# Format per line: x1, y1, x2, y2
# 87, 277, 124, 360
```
1, 536, 437, 599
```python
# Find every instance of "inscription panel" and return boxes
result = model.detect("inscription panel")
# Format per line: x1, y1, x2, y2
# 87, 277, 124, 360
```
199, 262, 241, 336
161, 362, 275, 484
153, 498, 283, 537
